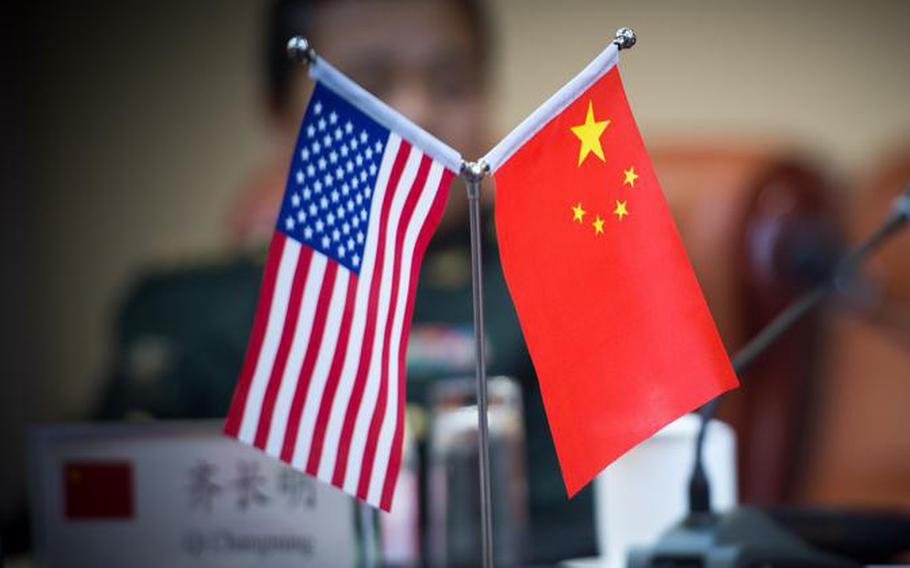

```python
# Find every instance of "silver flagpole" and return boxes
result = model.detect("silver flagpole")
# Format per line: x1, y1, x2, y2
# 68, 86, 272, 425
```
461, 159, 494, 568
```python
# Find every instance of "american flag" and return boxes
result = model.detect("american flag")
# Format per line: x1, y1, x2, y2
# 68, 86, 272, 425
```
225, 81, 456, 510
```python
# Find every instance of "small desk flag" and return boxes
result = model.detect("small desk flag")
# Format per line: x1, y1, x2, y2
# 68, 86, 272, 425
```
484, 45, 738, 496
225, 57, 461, 510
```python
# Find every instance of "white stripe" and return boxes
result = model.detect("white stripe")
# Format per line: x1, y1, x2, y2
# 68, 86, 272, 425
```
316, 134, 402, 482
237, 239, 301, 444
310, 59, 462, 173
343, 146, 424, 494
291, 268, 351, 469
366, 162, 445, 505
264, 253, 327, 456
482, 43, 620, 172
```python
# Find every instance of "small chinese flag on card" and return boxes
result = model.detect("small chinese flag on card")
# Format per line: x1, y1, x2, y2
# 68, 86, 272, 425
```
64, 461, 135, 520
485, 46, 738, 497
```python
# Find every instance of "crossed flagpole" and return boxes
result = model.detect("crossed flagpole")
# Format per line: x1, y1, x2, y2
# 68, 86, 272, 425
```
287, 27, 637, 568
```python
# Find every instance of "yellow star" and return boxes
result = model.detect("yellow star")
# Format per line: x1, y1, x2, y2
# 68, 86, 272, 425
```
592, 215, 605, 235
570, 101, 610, 166
614, 200, 629, 221
623, 166, 639, 187
571, 202, 586, 223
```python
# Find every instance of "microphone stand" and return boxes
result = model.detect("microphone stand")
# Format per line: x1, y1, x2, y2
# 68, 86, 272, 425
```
630, 185, 910, 568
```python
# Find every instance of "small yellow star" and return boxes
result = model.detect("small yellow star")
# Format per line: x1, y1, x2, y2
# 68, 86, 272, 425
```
613, 200, 629, 221
571, 202, 586, 223
592, 215, 605, 235
570, 101, 610, 167
623, 166, 639, 187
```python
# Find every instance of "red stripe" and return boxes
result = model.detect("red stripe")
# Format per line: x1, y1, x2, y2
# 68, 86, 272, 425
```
332, 141, 412, 486
380, 169, 455, 509
224, 234, 287, 437
252, 247, 313, 449
280, 262, 339, 462
356, 155, 432, 500
304, 273, 358, 475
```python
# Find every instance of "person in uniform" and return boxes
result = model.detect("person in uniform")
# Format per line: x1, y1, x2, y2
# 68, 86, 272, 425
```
98, 0, 596, 561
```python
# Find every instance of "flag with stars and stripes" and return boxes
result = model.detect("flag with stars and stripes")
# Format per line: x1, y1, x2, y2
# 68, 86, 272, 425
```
224, 58, 462, 510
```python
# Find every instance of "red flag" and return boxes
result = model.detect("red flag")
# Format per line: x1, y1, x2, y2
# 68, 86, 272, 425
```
487, 49, 738, 496
63, 461, 135, 520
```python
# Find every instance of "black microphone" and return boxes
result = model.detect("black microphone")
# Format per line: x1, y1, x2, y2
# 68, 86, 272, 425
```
688, 183, 910, 516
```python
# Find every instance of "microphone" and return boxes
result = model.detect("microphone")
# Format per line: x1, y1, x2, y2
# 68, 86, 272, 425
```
688, 183, 910, 516
629, 184, 910, 568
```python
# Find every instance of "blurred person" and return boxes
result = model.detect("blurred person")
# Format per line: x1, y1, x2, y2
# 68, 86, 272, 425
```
98, 0, 596, 562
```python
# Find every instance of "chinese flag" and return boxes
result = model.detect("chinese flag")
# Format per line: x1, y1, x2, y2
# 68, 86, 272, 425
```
493, 63, 738, 496
63, 461, 135, 520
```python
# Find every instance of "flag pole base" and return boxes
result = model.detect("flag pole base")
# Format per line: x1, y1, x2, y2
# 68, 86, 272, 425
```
461, 159, 494, 568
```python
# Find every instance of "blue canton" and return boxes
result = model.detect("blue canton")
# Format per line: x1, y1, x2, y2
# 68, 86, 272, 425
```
277, 82, 390, 274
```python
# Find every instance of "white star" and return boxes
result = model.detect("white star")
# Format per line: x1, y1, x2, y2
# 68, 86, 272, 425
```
334, 128, 343, 141
313, 180, 323, 193
318, 118, 327, 131
360, 210, 368, 221
320, 196, 329, 209
359, 131, 368, 144
340, 145, 349, 157
374, 140, 383, 152
313, 101, 323, 114
307, 164, 316, 177
303, 188, 312, 200
344, 121, 353, 134
295, 170, 304, 184
332, 229, 341, 241
329, 151, 338, 164
291, 193, 300, 207
321, 236, 331, 248
341, 184, 350, 196
365, 148, 373, 160
329, 190, 339, 202
323, 134, 332, 147
346, 161, 354, 173
324, 173, 333, 186
327, 213, 336, 225
301, 147, 310, 161
329, 111, 338, 124
335, 167, 344, 179
285, 217, 295, 230
318, 157, 327, 171
352, 254, 360, 266
336, 246, 345, 257
306, 125, 316, 138
352, 215, 360, 226
355, 193, 363, 205
315, 220, 325, 232
337, 206, 345, 218
356, 231, 365, 244
365, 187, 372, 198
309, 203, 318, 216
342, 222, 350, 234
350, 139, 359, 150
311, 141, 321, 154
369, 163, 377, 176
355, 154, 364, 167
297, 210, 306, 222
304, 226, 313, 239
360, 171, 368, 182
347, 238, 355, 250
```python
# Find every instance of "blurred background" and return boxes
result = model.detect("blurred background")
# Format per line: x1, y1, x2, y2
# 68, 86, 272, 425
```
4, 0, 910, 565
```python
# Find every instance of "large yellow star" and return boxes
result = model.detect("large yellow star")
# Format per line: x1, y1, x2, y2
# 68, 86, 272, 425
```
570, 101, 610, 166
623, 166, 639, 187
614, 200, 629, 221
592, 215, 605, 235
571, 202, 586, 223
